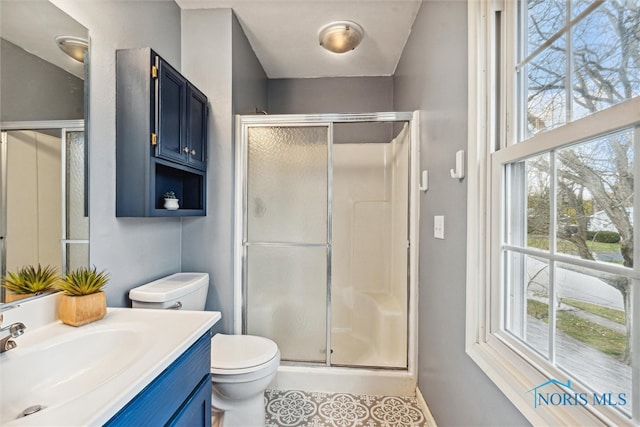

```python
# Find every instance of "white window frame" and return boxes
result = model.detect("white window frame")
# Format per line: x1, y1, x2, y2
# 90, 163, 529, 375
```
466, 1, 640, 426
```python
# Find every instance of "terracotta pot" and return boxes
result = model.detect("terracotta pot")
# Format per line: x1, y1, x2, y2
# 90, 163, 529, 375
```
58, 291, 107, 326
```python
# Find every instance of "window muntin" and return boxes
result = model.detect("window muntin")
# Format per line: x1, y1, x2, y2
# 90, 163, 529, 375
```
518, 0, 640, 140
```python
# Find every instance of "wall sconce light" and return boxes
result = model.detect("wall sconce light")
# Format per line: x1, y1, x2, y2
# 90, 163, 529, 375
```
318, 21, 364, 54
56, 36, 88, 62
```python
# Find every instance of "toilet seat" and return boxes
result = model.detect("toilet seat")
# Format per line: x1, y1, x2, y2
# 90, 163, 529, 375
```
211, 334, 279, 375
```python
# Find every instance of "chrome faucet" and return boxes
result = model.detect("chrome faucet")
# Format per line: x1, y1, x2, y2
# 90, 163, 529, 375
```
0, 305, 26, 353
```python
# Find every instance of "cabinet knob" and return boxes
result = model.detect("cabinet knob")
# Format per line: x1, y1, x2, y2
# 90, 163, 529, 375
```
191, 149, 196, 156
183, 147, 189, 153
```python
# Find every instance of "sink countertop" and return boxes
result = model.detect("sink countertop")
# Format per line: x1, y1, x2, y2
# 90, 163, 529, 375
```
1, 307, 220, 426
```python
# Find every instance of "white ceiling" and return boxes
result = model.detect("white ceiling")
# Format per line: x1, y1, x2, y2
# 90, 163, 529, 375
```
176, 0, 423, 78
0, 1, 420, 80
0, 0, 87, 79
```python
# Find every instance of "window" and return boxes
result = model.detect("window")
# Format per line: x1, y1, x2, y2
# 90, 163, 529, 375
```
518, 0, 639, 136
468, 1, 640, 425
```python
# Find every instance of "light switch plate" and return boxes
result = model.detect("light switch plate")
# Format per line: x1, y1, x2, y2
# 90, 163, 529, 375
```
434, 215, 444, 239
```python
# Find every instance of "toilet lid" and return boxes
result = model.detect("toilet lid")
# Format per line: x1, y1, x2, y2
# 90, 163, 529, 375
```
211, 334, 279, 370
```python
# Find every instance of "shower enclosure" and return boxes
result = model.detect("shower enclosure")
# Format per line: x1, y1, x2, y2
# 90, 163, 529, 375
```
235, 112, 419, 393
0, 121, 88, 301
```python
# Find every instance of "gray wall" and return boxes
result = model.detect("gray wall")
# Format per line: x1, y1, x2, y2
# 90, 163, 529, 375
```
181, 9, 267, 334
232, 14, 268, 116
268, 76, 395, 143
268, 76, 392, 114
393, 2, 529, 426
54, 0, 184, 307
1, 38, 84, 122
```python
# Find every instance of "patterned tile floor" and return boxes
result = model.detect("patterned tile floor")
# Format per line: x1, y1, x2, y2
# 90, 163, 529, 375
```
264, 389, 429, 427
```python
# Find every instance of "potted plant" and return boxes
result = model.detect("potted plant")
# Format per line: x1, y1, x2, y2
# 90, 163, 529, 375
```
163, 191, 179, 210
56, 266, 110, 326
1, 264, 59, 302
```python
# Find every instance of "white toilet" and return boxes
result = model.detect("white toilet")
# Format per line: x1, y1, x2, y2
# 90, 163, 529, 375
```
129, 272, 280, 427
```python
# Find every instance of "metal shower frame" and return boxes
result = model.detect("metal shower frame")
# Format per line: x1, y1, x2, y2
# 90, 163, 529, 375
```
234, 111, 419, 372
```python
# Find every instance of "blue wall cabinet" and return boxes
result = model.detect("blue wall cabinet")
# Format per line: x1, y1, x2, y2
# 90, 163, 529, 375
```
156, 57, 208, 171
116, 48, 208, 217
105, 333, 212, 426
185, 85, 208, 170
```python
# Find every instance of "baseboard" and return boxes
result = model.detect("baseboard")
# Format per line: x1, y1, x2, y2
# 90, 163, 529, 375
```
416, 386, 438, 427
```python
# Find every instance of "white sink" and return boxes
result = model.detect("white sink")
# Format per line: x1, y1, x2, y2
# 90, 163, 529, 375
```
0, 307, 220, 426
1, 327, 142, 421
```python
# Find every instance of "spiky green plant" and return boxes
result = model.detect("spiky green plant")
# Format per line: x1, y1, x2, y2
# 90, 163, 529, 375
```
57, 266, 110, 296
1, 264, 60, 294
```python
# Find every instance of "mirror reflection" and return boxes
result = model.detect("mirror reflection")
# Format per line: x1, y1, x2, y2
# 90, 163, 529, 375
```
0, 1, 89, 303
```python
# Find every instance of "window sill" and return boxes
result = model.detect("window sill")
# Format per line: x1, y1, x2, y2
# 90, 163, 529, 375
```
466, 337, 633, 426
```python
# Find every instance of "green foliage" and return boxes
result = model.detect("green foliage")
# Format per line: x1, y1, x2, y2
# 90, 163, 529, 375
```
57, 266, 109, 296
587, 230, 621, 243
561, 298, 626, 325
528, 235, 620, 253
527, 299, 627, 361
528, 299, 548, 321
527, 191, 550, 235
557, 311, 626, 360
163, 191, 176, 199
1, 264, 59, 294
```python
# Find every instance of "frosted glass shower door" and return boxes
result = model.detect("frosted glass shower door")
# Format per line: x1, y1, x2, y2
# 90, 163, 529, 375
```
244, 126, 329, 363
64, 130, 89, 272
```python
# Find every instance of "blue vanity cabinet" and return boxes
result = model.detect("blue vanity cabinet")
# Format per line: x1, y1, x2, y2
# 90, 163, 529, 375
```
105, 332, 212, 427
116, 48, 208, 217
168, 375, 212, 426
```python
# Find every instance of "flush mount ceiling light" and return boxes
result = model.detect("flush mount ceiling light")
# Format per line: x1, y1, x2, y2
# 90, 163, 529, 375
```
318, 20, 364, 54
56, 36, 89, 62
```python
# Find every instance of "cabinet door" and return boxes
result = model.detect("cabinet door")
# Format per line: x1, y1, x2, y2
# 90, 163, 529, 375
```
167, 376, 212, 427
186, 85, 208, 170
156, 57, 187, 164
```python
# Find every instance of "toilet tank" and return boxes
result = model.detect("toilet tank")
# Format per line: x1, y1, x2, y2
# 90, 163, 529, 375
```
129, 272, 209, 310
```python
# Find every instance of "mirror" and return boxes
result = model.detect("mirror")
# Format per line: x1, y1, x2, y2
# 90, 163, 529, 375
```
0, 1, 89, 303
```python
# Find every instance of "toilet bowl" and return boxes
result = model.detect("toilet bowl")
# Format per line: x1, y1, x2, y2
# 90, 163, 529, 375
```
129, 272, 280, 427
210, 334, 280, 426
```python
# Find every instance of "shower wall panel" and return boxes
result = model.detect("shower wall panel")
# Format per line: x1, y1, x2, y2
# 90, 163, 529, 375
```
331, 124, 410, 368
6, 130, 62, 271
